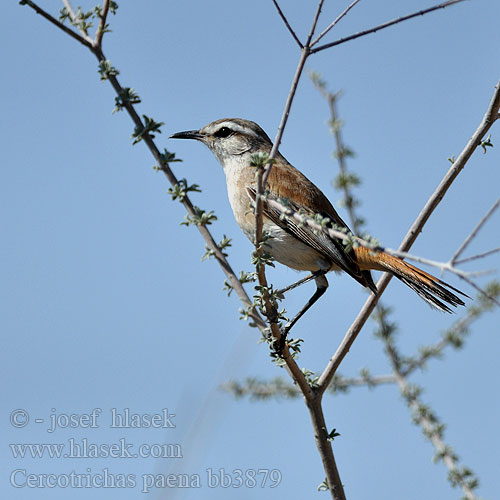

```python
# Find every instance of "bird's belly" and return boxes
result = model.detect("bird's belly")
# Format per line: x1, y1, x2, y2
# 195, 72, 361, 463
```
240, 219, 331, 272
263, 224, 330, 271
225, 174, 331, 272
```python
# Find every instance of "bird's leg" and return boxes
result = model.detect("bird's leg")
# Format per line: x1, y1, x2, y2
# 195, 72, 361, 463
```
277, 270, 325, 297
277, 273, 328, 354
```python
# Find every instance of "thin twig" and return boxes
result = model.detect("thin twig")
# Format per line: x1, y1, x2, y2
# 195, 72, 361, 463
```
271, 0, 303, 48
310, 0, 466, 54
449, 197, 500, 266
317, 77, 500, 394
311, 78, 363, 232
95, 0, 111, 48
456, 247, 500, 265
62, 0, 76, 19
62, 0, 94, 46
311, 0, 362, 48
391, 361, 479, 499
306, 0, 325, 45
260, 0, 331, 191
261, 46, 310, 190
225, 373, 396, 398
19, 0, 93, 49
384, 249, 492, 278
459, 274, 500, 307
402, 315, 474, 376
329, 373, 397, 390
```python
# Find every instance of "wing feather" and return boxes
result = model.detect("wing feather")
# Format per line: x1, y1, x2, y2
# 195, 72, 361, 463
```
247, 187, 368, 285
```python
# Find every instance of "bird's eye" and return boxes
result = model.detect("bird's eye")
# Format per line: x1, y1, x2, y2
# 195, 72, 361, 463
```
214, 127, 232, 138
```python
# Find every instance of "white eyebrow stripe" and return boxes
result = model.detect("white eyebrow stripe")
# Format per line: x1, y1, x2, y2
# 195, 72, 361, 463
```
228, 123, 259, 137
205, 121, 259, 138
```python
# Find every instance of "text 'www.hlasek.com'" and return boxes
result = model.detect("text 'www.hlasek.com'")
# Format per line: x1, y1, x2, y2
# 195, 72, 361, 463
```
9, 407, 282, 493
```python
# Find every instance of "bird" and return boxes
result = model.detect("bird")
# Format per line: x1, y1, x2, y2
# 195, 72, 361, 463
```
170, 118, 466, 333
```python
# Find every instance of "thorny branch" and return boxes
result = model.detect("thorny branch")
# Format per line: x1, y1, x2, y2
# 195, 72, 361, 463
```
95, 0, 111, 47
310, 0, 466, 54
317, 77, 500, 394
20, 0, 93, 48
455, 247, 500, 265
271, 0, 302, 48
20, 0, 267, 332
444, 197, 500, 306
394, 370, 479, 500
311, 0, 362, 48
310, 74, 364, 234
377, 306, 481, 500
225, 373, 397, 399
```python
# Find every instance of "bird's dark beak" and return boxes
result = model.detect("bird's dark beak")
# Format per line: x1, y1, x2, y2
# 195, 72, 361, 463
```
169, 130, 203, 141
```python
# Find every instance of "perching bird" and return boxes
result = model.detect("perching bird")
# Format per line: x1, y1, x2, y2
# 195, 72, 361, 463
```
171, 118, 466, 332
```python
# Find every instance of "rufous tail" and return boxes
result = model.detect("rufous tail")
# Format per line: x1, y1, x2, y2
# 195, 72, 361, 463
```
354, 247, 467, 313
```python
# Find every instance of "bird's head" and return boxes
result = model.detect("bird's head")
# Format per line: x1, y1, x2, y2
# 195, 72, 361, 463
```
170, 118, 273, 168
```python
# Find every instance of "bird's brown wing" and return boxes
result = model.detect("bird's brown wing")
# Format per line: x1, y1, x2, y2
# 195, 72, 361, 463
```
246, 173, 375, 291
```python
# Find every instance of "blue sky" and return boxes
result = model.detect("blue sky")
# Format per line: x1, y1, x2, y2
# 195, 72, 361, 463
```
2, 1, 500, 499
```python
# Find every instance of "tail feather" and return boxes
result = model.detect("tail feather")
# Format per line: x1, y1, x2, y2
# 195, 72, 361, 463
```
393, 273, 464, 313
354, 247, 468, 312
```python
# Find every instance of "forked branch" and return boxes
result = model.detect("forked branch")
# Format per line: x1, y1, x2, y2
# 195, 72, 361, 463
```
310, 0, 466, 54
